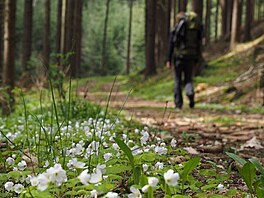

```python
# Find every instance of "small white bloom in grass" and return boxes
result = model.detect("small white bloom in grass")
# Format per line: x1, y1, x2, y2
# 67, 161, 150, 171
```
155, 162, 164, 170
46, 164, 67, 186
67, 158, 86, 170
217, 183, 225, 191
12, 154, 16, 159
96, 164, 106, 174
164, 169, 180, 187
78, 169, 91, 185
154, 146, 167, 155
142, 185, 149, 193
128, 186, 142, 198
90, 189, 98, 198
18, 160, 27, 170
148, 177, 158, 187
142, 164, 148, 172
90, 169, 103, 184
104, 192, 119, 198
171, 138, 177, 148
43, 160, 49, 168
30, 176, 39, 186
14, 183, 24, 194
25, 175, 32, 184
6, 157, 15, 166
4, 181, 14, 191
37, 173, 49, 191
112, 143, 120, 151
104, 153, 113, 162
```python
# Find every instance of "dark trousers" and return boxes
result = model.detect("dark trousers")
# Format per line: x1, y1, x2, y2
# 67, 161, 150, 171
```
174, 58, 195, 108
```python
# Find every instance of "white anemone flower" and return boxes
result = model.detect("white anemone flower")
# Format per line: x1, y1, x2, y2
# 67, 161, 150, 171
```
90, 168, 103, 184
90, 189, 98, 198
217, 184, 225, 191
148, 177, 159, 187
18, 160, 27, 170
78, 169, 91, 185
104, 153, 113, 162
128, 186, 142, 198
30, 176, 39, 186
142, 164, 148, 172
14, 183, 24, 194
171, 139, 177, 148
67, 158, 86, 170
142, 185, 149, 193
6, 157, 15, 166
164, 169, 180, 187
37, 173, 49, 191
155, 162, 164, 170
104, 192, 119, 198
4, 181, 14, 192
46, 164, 67, 186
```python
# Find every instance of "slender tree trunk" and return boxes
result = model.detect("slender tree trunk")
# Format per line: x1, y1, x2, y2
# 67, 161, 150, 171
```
145, 0, 156, 77
0, 1, 4, 79
192, 0, 203, 22
21, 0, 33, 74
171, 0, 177, 27
244, 0, 253, 41
220, 0, 227, 37
56, 0, 62, 65
205, 0, 211, 45
178, 0, 187, 12
43, 0, 50, 72
230, 0, 242, 50
126, 0, 133, 75
72, 0, 83, 77
2, 0, 16, 115
101, 0, 111, 76
215, 0, 219, 41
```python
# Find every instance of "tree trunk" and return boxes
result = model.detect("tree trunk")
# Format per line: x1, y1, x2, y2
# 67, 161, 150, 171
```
72, 0, 83, 77
205, 0, 211, 45
178, 0, 187, 12
171, 0, 177, 27
145, 0, 156, 78
0, 0, 4, 77
230, 0, 242, 50
43, 0, 50, 72
56, 0, 62, 66
126, 0, 133, 75
21, 0, 33, 74
101, 0, 111, 76
220, 0, 227, 36
2, 0, 16, 115
244, 0, 253, 41
215, 0, 219, 41
192, 0, 203, 22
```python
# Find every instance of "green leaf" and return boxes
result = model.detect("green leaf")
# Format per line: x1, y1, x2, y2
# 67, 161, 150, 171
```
172, 195, 191, 198
201, 184, 217, 191
31, 190, 53, 198
106, 164, 131, 174
239, 162, 256, 194
181, 157, 201, 183
226, 152, 247, 166
249, 158, 264, 176
133, 166, 141, 185
256, 186, 264, 198
114, 137, 134, 168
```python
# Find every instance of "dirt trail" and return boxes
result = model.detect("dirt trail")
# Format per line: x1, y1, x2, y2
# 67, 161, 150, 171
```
78, 82, 264, 160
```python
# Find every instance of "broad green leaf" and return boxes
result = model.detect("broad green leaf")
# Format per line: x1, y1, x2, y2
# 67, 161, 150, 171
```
208, 195, 226, 198
31, 190, 53, 198
106, 164, 131, 174
226, 189, 239, 196
181, 157, 201, 182
249, 158, 264, 176
239, 162, 256, 194
114, 137, 134, 168
133, 166, 141, 185
172, 195, 191, 198
226, 152, 246, 166
256, 186, 264, 198
201, 184, 217, 190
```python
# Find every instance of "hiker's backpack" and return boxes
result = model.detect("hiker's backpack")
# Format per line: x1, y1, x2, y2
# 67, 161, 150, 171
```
173, 12, 202, 59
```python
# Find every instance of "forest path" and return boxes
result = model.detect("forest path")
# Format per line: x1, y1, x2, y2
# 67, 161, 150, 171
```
78, 80, 264, 160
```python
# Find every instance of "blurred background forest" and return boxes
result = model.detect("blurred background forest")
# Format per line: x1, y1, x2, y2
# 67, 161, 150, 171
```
1, 0, 264, 115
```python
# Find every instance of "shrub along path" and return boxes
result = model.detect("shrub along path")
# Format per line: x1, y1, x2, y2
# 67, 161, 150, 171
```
78, 81, 264, 164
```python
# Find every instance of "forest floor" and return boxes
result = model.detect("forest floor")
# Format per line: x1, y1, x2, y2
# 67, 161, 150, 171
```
78, 80, 264, 164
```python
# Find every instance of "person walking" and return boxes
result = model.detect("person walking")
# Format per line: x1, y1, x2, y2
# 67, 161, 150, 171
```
166, 11, 203, 109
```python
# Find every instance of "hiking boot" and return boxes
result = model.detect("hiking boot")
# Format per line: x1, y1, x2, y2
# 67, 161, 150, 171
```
188, 95, 195, 108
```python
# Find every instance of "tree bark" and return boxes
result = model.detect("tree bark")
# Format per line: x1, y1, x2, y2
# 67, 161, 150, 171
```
21, 0, 33, 73
205, 0, 211, 45
2, 0, 16, 115
101, 0, 111, 76
145, 0, 156, 77
56, 0, 62, 65
72, 0, 83, 77
126, 0, 133, 75
43, 0, 50, 72
0, 0, 4, 77
178, 0, 187, 12
220, 0, 227, 36
244, 0, 253, 41
230, 0, 242, 50
191, 0, 203, 22
215, 0, 219, 41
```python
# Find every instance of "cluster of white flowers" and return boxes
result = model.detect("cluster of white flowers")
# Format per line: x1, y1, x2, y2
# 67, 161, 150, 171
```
4, 182, 24, 194
78, 166, 103, 185
29, 163, 67, 191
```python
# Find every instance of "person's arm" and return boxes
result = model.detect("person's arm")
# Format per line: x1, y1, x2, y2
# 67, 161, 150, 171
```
166, 29, 175, 69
